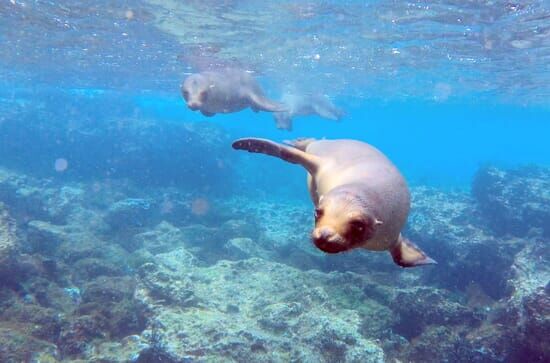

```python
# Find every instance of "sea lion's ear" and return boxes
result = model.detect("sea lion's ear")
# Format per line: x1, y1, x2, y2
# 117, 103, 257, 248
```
390, 235, 437, 268
232, 138, 320, 174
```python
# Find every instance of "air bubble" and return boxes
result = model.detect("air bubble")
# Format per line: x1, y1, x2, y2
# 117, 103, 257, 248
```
191, 198, 210, 216
54, 158, 68, 172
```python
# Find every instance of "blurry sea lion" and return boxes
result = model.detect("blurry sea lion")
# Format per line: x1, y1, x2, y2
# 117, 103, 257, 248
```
274, 93, 344, 131
232, 137, 436, 268
181, 69, 286, 117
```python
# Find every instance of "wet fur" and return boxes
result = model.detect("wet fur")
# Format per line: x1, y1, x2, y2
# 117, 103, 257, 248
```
181, 69, 285, 116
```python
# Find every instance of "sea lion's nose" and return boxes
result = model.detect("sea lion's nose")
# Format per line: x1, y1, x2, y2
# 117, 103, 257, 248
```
312, 227, 347, 254
313, 227, 334, 242
187, 102, 200, 110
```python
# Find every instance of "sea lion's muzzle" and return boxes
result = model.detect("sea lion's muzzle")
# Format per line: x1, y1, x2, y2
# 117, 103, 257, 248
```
187, 102, 201, 111
312, 227, 348, 254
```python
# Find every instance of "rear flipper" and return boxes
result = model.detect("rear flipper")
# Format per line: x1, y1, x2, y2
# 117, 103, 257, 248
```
232, 137, 320, 174
308, 95, 345, 121
274, 112, 293, 131
249, 92, 288, 113
314, 103, 345, 121
390, 235, 437, 268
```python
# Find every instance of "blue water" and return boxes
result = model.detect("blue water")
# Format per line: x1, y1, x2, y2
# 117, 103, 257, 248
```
1, 1, 550, 362
140, 94, 550, 189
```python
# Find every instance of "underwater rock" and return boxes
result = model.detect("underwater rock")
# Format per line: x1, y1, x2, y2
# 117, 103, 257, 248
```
56, 236, 105, 262
104, 198, 157, 232
81, 276, 136, 304
224, 237, 271, 260
495, 235, 550, 361
137, 249, 198, 306
0, 168, 86, 225
406, 186, 518, 300
472, 166, 550, 237
132, 221, 184, 254
43, 185, 86, 224
135, 251, 385, 363
58, 315, 106, 356
0, 327, 60, 362
0, 203, 18, 280
400, 326, 497, 363
128, 249, 156, 270
521, 288, 550, 360
0, 168, 51, 223
55, 276, 147, 358
1, 302, 66, 341
86, 334, 150, 363
22, 276, 76, 312
219, 218, 261, 241
389, 287, 481, 339
26, 220, 68, 255
72, 257, 125, 282
78, 276, 147, 339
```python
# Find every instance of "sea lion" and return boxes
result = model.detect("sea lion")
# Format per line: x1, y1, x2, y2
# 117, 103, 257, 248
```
181, 69, 286, 117
232, 137, 436, 268
274, 93, 345, 131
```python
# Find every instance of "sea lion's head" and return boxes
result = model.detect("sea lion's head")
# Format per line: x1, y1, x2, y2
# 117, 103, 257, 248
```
311, 188, 382, 254
181, 74, 210, 111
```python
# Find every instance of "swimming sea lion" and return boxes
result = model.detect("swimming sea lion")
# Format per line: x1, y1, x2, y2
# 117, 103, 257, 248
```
181, 69, 286, 117
232, 137, 436, 268
274, 93, 344, 131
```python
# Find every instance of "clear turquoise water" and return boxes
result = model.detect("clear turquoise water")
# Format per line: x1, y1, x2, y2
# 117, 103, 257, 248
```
2, 0, 549, 193
1, 2, 550, 361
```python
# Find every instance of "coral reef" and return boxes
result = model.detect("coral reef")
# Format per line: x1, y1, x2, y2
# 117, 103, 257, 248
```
0, 202, 18, 279
473, 166, 550, 237
0, 154, 548, 362
137, 255, 386, 363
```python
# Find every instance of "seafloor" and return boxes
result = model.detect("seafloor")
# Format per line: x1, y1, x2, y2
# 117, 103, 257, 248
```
0, 94, 548, 362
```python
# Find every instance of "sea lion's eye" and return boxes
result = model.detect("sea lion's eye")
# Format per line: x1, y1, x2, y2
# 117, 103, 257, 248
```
349, 220, 366, 233
314, 208, 323, 220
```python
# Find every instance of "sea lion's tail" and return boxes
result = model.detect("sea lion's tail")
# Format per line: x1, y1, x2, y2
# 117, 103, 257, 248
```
232, 138, 320, 174
390, 235, 437, 268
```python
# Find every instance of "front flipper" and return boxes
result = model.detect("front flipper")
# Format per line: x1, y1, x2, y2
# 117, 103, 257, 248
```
201, 110, 215, 117
282, 138, 316, 151
232, 138, 320, 174
249, 92, 288, 113
390, 235, 437, 268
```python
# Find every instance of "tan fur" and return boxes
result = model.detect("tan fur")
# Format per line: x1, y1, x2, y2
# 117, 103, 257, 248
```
305, 139, 409, 252
232, 138, 436, 267
181, 69, 286, 117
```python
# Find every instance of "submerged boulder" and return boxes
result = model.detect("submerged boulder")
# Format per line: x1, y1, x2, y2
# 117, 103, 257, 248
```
104, 198, 157, 232
26, 220, 68, 255
472, 166, 550, 237
0, 203, 18, 281
406, 186, 517, 300
135, 251, 386, 363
